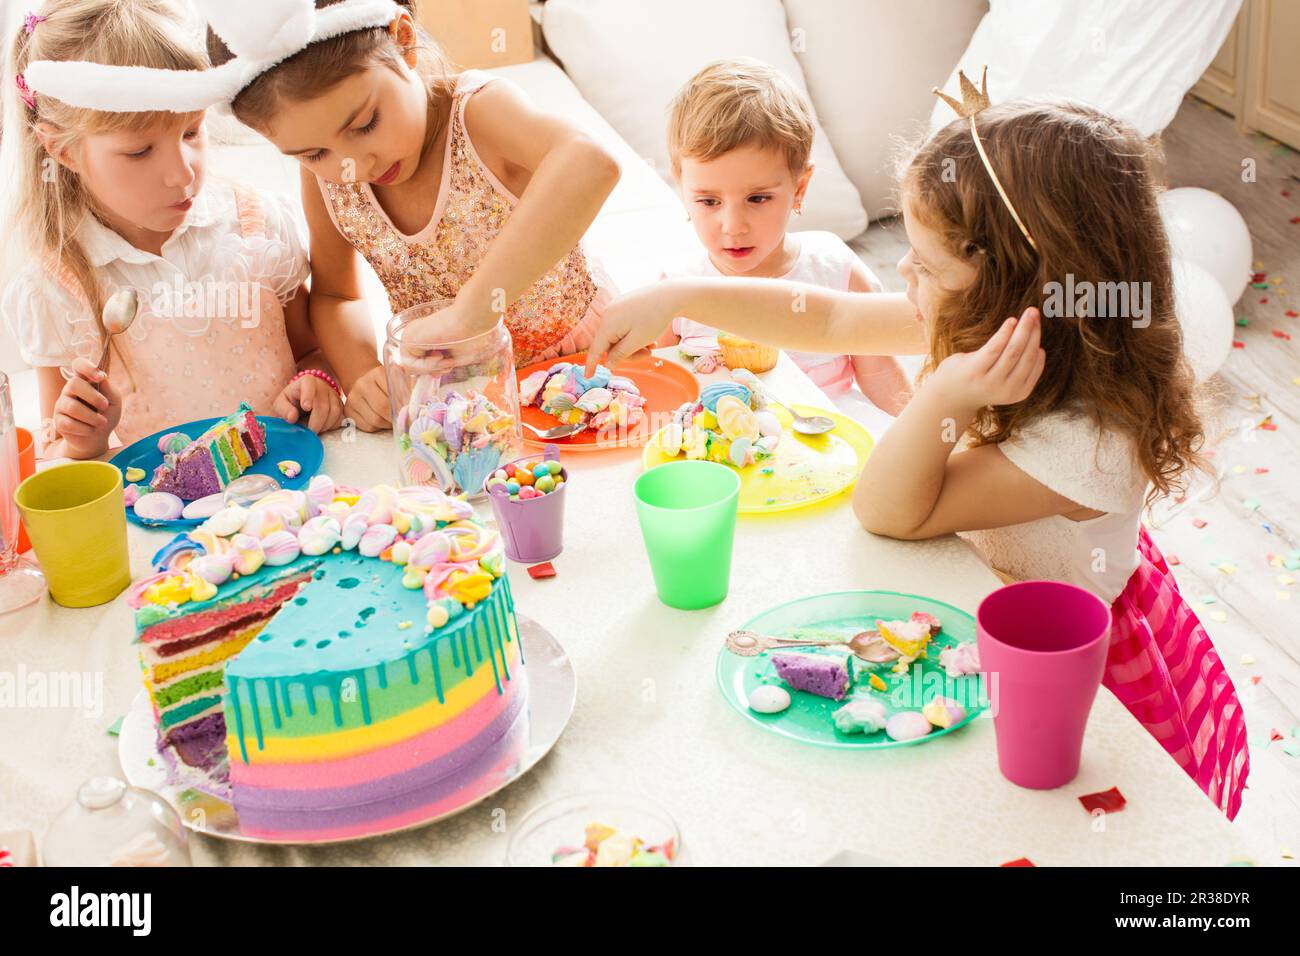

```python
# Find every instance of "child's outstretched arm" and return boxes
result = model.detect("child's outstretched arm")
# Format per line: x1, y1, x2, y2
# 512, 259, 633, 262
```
299, 168, 390, 432
584, 277, 925, 376
448, 80, 620, 336
845, 262, 912, 415
852, 308, 1092, 539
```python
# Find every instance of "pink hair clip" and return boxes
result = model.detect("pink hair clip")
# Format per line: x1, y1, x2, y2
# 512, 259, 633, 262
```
24, 12, 47, 34
15, 73, 36, 110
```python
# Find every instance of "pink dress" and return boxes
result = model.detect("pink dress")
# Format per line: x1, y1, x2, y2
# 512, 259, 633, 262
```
316, 70, 615, 368
3, 182, 306, 446
963, 407, 1248, 818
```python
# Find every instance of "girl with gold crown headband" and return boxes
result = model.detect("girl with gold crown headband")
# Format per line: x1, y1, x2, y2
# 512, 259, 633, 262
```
584, 71, 1246, 820
4, 0, 345, 461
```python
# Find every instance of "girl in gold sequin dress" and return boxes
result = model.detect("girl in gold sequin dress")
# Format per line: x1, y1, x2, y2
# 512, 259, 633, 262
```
208, 1, 621, 431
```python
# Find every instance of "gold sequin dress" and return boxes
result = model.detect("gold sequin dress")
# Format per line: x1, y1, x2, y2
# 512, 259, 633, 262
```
317, 70, 615, 367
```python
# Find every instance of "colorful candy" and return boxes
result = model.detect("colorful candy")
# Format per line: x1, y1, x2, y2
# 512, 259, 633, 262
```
180, 492, 225, 521
832, 698, 888, 734
157, 432, 190, 456
486, 458, 567, 501
133, 491, 184, 522
550, 823, 675, 868
938, 642, 980, 677
124, 466, 146, 483
278, 460, 301, 478
884, 711, 932, 742
260, 530, 301, 567
298, 515, 341, 556
397, 380, 518, 496
230, 533, 266, 576
657, 371, 780, 468
922, 697, 966, 729
748, 684, 791, 714
519, 362, 645, 435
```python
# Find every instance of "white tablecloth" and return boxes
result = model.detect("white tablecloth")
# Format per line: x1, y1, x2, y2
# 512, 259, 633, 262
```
0, 351, 1251, 865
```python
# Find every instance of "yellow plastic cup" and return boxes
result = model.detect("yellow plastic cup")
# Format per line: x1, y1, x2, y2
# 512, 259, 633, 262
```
14, 461, 130, 607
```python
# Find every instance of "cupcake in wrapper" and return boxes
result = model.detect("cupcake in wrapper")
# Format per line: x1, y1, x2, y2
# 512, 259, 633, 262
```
717, 332, 778, 373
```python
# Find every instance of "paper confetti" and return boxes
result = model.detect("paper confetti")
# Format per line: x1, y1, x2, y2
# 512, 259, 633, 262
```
1192, 518, 1208, 529
1078, 787, 1127, 814
106, 716, 124, 737
1000, 858, 1035, 867
1241, 654, 1256, 665
1283, 739, 1300, 758
526, 562, 557, 580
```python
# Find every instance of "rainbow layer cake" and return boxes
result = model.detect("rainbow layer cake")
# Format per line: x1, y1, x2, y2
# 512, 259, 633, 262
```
519, 361, 645, 431
131, 475, 526, 840
149, 402, 266, 500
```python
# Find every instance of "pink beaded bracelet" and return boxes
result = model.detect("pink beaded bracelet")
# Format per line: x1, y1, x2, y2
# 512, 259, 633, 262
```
291, 368, 344, 399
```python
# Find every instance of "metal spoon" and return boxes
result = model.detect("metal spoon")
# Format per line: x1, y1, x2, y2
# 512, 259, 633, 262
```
61, 288, 139, 381
522, 421, 587, 440
726, 629, 901, 663
767, 394, 837, 435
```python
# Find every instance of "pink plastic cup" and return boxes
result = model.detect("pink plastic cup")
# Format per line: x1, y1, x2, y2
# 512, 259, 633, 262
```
977, 580, 1113, 790
485, 447, 567, 564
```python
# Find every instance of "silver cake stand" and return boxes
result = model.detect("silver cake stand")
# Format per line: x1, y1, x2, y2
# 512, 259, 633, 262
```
119, 616, 576, 845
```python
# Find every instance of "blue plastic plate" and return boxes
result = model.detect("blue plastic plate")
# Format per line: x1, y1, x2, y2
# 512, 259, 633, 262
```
109, 415, 324, 531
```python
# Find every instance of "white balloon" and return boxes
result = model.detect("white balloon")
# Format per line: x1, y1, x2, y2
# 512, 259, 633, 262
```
1159, 187, 1253, 304
1172, 258, 1234, 382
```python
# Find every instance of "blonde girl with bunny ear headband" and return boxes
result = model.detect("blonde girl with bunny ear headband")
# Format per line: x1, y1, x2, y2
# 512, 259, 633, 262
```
6, 0, 345, 460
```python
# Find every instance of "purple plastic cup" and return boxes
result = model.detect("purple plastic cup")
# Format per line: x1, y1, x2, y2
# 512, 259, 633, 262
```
485, 446, 567, 564
977, 580, 1113, 790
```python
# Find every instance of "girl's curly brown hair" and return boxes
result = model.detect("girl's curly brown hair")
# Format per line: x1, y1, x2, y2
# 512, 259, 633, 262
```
902, 99, 1207, 504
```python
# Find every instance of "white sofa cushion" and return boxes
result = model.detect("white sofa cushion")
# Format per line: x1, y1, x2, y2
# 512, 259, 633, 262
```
541, 0, 868, 240
784, 0, 987, 219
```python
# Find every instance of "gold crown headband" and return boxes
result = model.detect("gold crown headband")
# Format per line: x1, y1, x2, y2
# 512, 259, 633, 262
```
933, 66, 1038, 253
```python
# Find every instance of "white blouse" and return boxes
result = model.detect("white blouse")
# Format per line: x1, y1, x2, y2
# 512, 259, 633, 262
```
961, 406, 1148, 604
2, 181, 308, 367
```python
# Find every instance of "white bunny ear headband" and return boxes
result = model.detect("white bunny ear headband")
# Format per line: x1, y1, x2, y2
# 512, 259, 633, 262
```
21, 0, 402, 113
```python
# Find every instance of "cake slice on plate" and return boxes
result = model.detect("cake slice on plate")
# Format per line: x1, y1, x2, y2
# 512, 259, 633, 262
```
771, 651, 852, 700
150, 402, 267, 500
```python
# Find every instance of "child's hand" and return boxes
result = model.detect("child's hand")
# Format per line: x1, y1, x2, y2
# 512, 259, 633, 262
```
345, 366, 391, 432
54, 358, 122, 457
583, 284, 680, 376
275, 374, 344, 434
932, 307, 1044, 410
397, 299, 496, 373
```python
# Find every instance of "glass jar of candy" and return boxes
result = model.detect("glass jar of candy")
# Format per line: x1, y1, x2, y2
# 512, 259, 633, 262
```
383, 302, 522, 499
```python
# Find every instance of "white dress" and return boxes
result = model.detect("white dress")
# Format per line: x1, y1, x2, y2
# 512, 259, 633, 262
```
661, 231, 898, 436
960, 405, 1147, 603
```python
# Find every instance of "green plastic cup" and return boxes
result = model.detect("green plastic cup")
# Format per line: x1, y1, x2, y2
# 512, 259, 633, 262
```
634, 461, 740, 610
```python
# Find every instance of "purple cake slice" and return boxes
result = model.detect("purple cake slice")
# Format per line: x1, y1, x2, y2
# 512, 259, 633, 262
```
772, 651, 852, 700
150, 402, 267, 500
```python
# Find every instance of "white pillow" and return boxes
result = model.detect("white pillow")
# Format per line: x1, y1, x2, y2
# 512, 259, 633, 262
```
542, 0, 868, 240
784, 0, 986, 219
928, 0, 1239, 138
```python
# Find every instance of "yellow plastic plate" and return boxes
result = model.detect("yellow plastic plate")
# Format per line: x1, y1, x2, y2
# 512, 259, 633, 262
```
642, 404, 873, 514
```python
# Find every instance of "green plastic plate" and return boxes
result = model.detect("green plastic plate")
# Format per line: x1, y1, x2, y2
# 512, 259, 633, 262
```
716, 590, 987, 749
